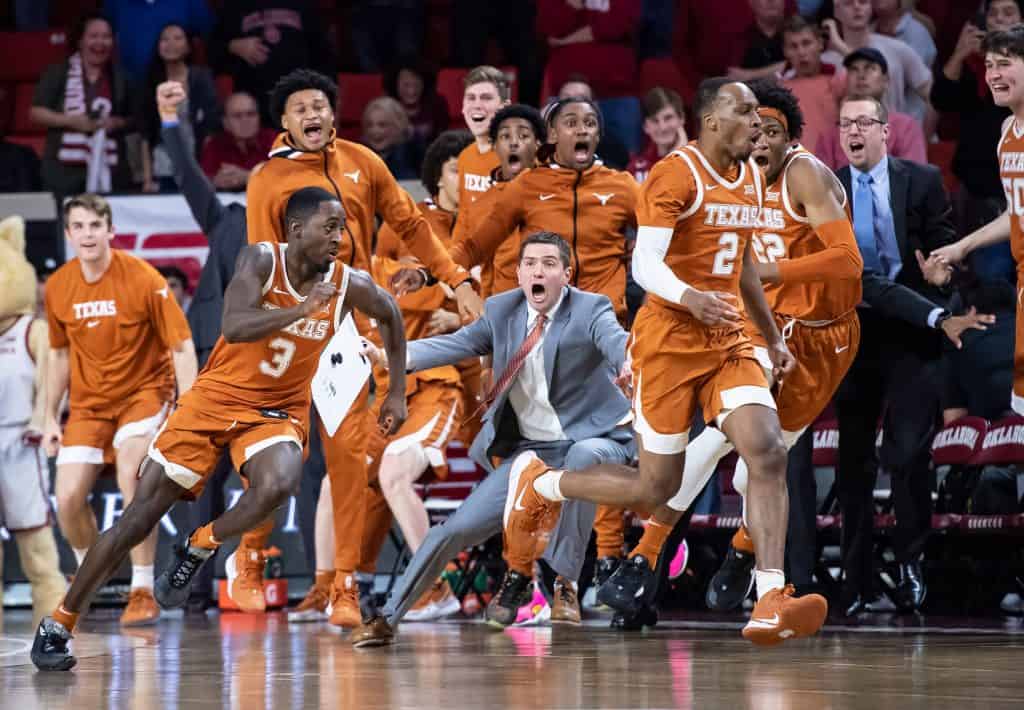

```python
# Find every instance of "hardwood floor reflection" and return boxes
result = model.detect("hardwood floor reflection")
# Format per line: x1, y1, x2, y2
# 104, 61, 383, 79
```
2, 609, 1023, 709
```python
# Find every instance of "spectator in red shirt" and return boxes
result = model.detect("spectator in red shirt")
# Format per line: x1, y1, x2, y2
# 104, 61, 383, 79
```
626, 87, 686, 184
537, 0, 641, 99
815, 48, 926, 170
199, 92, 276, 191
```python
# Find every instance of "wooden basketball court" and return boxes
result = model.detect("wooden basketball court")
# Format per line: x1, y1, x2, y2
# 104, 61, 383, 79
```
2, 608, 1022, 709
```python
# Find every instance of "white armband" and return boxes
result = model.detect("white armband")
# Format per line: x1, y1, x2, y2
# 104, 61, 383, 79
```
631, 225, 692, 304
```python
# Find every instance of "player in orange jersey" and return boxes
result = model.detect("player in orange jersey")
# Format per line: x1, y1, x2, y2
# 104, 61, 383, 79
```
933, 27, 1024, 414
498, 79, 830, 646
242, 69, 479, 626
456, 65, 511, 211
31, 187, 408, 671
598, 79, 864, 624
42, 193, 197, 628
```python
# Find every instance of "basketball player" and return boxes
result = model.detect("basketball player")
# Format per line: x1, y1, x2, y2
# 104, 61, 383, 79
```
498, 79, 830, 646
43, 193, 197, 627
933, 27, 1024, 414
31, 187, 408, 671
456, 65, 511, 212
599, 79, 864, 619
242, 69, 478, 626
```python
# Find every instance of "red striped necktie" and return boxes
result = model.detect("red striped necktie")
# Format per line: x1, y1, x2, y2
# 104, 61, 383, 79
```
480, 313, 548, 413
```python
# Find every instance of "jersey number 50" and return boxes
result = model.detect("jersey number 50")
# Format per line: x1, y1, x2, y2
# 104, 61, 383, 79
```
260, 337, 296, 378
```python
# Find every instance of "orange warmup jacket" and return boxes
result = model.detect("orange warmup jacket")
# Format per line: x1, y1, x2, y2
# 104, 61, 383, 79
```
450, 162, 640, 321
452, 168, 522, 298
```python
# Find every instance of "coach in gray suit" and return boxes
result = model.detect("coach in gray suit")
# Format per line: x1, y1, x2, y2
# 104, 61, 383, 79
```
351, 231, 635, 646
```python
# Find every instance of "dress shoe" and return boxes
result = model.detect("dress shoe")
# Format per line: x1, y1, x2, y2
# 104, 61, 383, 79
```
350, 615, 395, 648
893, 561, 927, 612
550, 576, 581, 625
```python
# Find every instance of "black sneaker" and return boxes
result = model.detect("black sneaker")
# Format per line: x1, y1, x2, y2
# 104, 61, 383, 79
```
596, 555, 656, 615
485, 571, 532, 628
154, 538, 215, 610
705, 544, 756, 611
582, 556, 621, 610
610, 604, 658, 631
31, 617, 76, 671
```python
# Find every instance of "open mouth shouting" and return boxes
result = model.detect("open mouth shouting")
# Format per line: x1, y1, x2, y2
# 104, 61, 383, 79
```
302, 120, 326, 147
529, 281, 548, 305
845, 136, 866, 162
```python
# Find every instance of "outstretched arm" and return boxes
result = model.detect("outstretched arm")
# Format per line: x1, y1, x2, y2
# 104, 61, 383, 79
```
757, 158, 862, 284
221, 245, 334, 342
343, 269, 407, 435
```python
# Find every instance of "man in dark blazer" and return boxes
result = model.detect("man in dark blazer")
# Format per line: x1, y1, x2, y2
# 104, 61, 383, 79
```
834, 94, 960, 615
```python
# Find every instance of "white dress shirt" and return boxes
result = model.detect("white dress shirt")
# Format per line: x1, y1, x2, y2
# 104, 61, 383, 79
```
508, 290, 567, 442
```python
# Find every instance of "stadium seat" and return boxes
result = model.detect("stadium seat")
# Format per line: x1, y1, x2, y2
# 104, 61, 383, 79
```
0, 30, 68, 83
639, 58, 690, 99
927, 139, 958, 196
336, 73, 384, 141
12, 83, 41, 135
931, 416, 987, 466
971, 414, 1024, 466
5, 134, 46, 158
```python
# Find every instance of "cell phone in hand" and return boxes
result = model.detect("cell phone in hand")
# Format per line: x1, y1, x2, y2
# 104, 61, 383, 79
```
974, 10, 987, 32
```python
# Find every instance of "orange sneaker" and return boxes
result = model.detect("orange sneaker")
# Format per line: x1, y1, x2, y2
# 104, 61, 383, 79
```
226, 548, 267, 613
328, 573, 361, 629
120, 588, 160, 627
503, 451, 561, 575
288, 579, 331, 623
742, 585, 828, 646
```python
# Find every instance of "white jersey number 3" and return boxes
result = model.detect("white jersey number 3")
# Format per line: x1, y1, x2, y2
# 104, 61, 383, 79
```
259, 337, 296, 378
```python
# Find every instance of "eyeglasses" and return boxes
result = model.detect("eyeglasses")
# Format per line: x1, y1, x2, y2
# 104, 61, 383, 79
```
838, 117, 885, 131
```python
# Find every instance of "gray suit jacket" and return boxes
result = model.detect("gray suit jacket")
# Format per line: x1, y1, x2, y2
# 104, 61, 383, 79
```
407, 287, 631, 469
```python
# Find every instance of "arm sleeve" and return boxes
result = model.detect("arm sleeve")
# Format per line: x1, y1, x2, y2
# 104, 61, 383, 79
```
449, 182, 521, 269
372, 157, 470, 288
148, 269, 194, 348
631, 158, 694, 303
407, 314, 494, 371
860, 270, 937, 327
45, 284, 68, 348
776, 218, 863, 283
375, 222, 403, 260
163, 123, 225, 234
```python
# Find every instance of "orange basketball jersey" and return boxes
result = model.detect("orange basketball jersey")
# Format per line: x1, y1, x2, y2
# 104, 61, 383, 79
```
457, 142, 500, 209
756, 146, 862, 322
637, 143, 764, 320
45, 249, 192, 412
191, 242, 351, 417
998, 117, 1024, 273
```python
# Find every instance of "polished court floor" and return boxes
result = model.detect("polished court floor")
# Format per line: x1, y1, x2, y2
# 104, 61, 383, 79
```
1, 608, 1022, 709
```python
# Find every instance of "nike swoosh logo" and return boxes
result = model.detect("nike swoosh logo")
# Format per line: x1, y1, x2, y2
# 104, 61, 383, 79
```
539, 194, 555, 201
705, 184, 718, 191
835, 345, 849, 354
513, 486, 529, 512
634, 585, 645, 598
86, 320, 100, 328
747, 613, 780, 628
272, 288, 291, 296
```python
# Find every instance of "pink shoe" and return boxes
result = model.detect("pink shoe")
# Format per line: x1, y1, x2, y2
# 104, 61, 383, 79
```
668, 539, 690, 581
514, 584, 550, 626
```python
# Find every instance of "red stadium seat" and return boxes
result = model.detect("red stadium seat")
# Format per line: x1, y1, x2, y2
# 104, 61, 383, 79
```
0, 31, 69, 83
931, 416, 987, 466
971, 414, 1024, 466
927, 140, 958, 196
12, 83, 42, 135
639, 58, 690, 99
336, 73, 384, 140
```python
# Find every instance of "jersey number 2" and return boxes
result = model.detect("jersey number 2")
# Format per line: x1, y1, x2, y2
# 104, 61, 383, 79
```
711, 232, 739, 275
259, 337, 296, 378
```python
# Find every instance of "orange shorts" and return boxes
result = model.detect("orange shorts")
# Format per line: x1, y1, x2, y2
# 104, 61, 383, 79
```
367, 380, 463, 479
748, 310, 860, 433
57, 388, 171, 467
149, 389, 308, 499
630, 303, 774, 455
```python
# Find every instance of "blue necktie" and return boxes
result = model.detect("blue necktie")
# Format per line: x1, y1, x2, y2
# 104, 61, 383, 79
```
853, 173, 883, 272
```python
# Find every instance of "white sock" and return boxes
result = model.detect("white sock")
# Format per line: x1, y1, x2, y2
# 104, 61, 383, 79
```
131, 565, 155, 590
666, 426, 733, 512
532, 470, 566, 502
755, 568, 785, 600
73, 547, 88, 567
